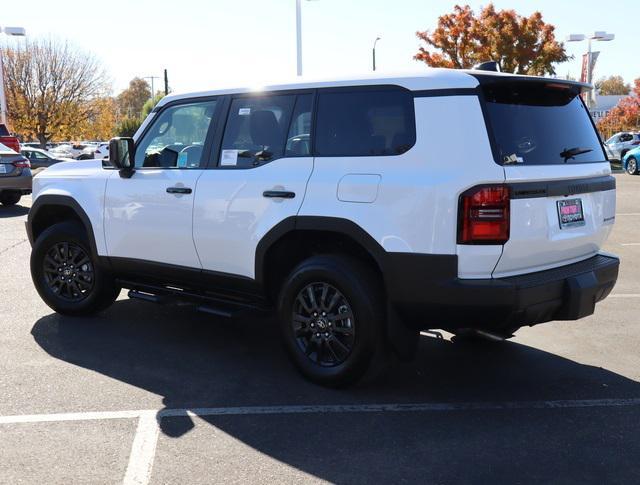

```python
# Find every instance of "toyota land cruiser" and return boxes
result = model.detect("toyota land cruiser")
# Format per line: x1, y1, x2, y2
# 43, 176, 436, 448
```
26, 68, 619, 386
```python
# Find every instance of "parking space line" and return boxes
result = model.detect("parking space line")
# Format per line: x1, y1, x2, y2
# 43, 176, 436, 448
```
608, 294, 640, 298
2, 398, 640, 426
616, 213, 640, 216
0, 409, 144, 425
122, 411, 161, 485
621, 243, 640, 246
2, 399, 640, 485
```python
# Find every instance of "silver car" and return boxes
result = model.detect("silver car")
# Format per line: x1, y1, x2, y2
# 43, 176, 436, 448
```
0, 142, 32, 206
604, 132, 640, 161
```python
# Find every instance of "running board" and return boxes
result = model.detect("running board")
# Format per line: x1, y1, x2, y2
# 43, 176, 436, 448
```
127, 290, 170, 304
123, 282, 269, 320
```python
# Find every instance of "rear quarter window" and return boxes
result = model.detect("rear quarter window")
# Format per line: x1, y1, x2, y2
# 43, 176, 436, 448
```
483, 83, 606, 165
315, 88, 416, 157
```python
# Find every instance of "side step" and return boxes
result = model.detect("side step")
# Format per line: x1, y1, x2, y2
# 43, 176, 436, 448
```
128, 290, 170, 305
124, 283, 269, 320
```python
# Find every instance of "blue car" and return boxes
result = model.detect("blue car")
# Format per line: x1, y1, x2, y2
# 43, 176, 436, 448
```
623, 146, 640, 175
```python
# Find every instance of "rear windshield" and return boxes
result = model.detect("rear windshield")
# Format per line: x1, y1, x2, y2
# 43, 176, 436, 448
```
483, 83, 605, 165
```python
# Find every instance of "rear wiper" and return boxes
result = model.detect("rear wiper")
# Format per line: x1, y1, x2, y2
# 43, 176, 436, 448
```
560, 147, 593, 162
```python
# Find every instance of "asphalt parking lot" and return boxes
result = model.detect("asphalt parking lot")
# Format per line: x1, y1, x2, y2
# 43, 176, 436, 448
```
1, 174, 640, 484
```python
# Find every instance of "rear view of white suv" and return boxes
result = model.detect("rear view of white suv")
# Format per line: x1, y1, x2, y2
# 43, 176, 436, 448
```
26, 68, 619, 386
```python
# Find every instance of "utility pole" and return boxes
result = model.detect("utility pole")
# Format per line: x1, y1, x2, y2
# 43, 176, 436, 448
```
144, 76, 160, 99
164, 69, 169, 95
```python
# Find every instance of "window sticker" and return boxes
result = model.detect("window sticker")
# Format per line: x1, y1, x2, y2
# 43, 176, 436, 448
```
238, 108, 251, 116
177, 152, 188, 168
220, 149, 239, 166
503, 153, 524, 164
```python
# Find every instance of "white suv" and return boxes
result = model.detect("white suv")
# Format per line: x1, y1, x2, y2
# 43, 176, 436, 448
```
27, 69, 619, 386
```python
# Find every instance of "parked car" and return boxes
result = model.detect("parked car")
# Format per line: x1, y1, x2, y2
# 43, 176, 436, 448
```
26, 69, 619, 386
21, 148, 73, 170
78, 142, 109, 160
0, 142, 31, 206
93, 142, 109, 159
49, 143, 89, 160
0, 123, 21, 153
622, 146, 640, 175
604, 132, 640, 161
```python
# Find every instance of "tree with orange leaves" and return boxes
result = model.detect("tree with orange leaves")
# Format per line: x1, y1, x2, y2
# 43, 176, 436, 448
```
415, 4, 570, 76
597, 79, 640, 139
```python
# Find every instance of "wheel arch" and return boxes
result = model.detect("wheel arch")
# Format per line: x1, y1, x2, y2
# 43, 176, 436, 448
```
28, 195, 99, 260
256, 216, 388, 302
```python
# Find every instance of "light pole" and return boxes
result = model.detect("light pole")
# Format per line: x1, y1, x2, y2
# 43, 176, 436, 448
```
372, 37, 381, 71
295, 0, 319, 76
566, 31, 615, 108
0, 26, 26, 126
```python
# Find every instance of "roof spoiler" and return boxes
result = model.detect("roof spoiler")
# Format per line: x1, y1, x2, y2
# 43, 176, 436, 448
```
470, 73, 592, 94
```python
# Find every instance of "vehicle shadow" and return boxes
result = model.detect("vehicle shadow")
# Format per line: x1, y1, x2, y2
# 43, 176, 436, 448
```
0, 204, 29, 218
31, 298, 640, 483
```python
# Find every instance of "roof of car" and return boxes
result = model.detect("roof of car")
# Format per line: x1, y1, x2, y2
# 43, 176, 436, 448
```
158, 68, 592, 107
158, 68, 480, 106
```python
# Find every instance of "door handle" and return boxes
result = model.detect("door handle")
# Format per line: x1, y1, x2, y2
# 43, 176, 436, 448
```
263, 190, 295, 199
166, 186, 192, 194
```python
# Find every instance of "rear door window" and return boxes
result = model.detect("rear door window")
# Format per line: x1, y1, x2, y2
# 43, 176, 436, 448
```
315, 88, 415, 156
483, 83, 606, 165
219, 95, 295, 168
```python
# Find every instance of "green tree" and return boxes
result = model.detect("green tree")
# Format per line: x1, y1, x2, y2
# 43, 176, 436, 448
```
141, 93, 164, 120
414, 4, 570, 75
115, 117, 142, 137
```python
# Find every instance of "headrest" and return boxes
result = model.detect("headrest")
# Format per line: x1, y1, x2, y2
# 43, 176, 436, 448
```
250, 110, 281, 147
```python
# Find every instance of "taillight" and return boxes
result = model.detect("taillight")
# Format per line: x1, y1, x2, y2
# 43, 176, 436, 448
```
458, 185, 510, 245
632, 140, 640, 146
13, 158, 30, 169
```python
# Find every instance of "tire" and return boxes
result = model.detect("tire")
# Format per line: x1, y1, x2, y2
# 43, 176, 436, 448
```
30, 221, 120, 316
626, 157, 638, 175
0, 191, 21, 206
278, 254, 385, 387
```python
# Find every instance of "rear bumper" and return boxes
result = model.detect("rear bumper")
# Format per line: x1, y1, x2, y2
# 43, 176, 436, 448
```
389, 253, 619, 332
0, 170, 32, 194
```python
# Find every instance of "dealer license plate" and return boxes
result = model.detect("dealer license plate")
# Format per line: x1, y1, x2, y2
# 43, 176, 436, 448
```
557, 198, 585, 229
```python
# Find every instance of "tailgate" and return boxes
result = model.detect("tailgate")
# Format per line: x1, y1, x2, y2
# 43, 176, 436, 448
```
478, 78, 616, 277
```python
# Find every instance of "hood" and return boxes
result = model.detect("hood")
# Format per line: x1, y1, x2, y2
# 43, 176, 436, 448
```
36, 159, 105, 177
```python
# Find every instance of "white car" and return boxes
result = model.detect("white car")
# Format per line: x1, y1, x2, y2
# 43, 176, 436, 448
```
26, 69, 619, 386
604, 132, 640, 161
50, 143, 89, 160
93, 142, 109, 159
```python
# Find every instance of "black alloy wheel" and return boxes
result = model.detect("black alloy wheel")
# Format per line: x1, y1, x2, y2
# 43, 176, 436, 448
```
278, 254, 386, 387
42, 242, 94, 301
31, 221, 120, 315
292, 282, 356, 367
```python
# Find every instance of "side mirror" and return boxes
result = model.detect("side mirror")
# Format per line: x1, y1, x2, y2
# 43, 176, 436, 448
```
109, 137, 135, 178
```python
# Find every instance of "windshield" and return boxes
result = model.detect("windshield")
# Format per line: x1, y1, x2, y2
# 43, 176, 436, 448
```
483, 83, 606, 165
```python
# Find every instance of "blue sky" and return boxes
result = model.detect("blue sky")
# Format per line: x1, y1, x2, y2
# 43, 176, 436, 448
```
2, 0, 638, 94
